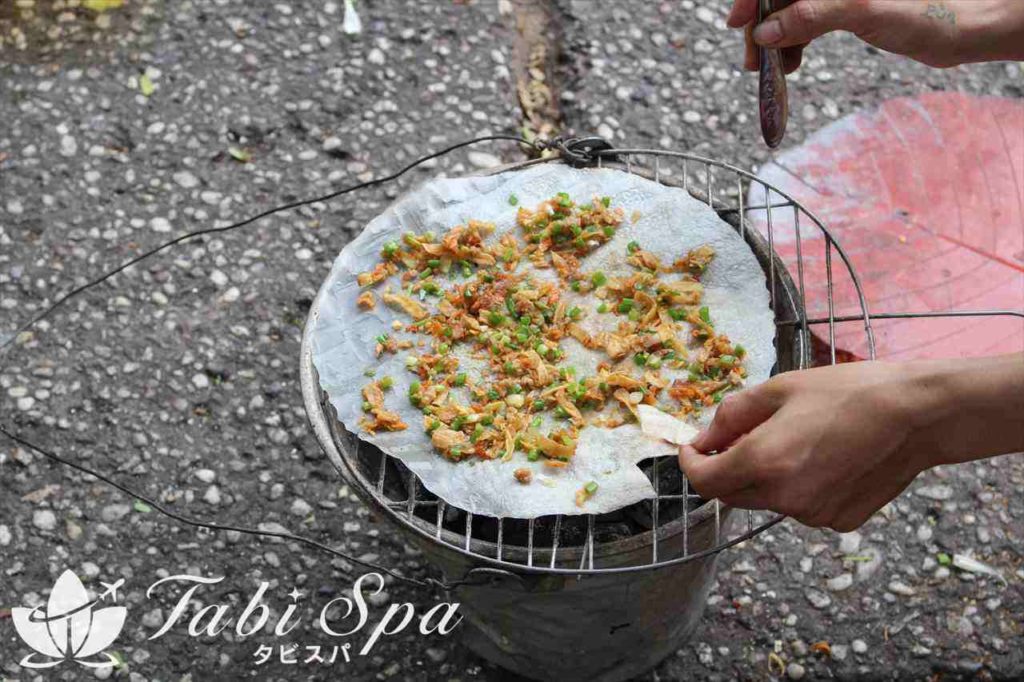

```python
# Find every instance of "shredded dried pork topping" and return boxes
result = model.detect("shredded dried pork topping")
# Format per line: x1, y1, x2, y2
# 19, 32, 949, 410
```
355, 193, 747, 482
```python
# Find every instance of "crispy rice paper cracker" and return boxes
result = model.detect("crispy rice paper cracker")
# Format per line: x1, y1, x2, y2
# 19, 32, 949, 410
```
311, 164, 775, 518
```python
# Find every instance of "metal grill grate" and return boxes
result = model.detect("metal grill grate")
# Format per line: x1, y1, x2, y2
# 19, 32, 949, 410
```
301, 147, 1022, 575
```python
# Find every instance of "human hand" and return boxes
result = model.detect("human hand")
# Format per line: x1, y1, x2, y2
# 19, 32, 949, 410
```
728, 0, 1024, 74
678, 355, 1024, 532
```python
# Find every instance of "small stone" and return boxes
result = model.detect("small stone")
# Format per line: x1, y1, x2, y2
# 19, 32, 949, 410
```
367, 48, 385, 65
695, 6, 716, 24
0, 525, 10, 546
200, 191, 222, 206
210, 270, 229, 287
827, 573, 854, 592
192, 373, 210, 389
204, 486, 222, 505
173, 171, 199, 188
695, 641, 713, 667
805, 589, 831, 609
786, 663, 806, 680
94, 666, 113, 680
683, 110, 702, 124
855, 547, 884, 581
323, 136, 343, 152
832, 644, 849, 661
916, 523, 933, 542
66, 521, 83, 541
887, 581, 916, 597
60, 134, 78, 157
838, 531, 862, 554
33, 510, 57, 531
597, 122, 615, 140
100, 504, 130, 522
915, 485, 953, 501
219, 287, 240, 304
851, 639, 868, 654
290, 498, 313, 516
151, 217, 172, 233
81, 561, 101, 578
269, 483, 285, 500
17, 396, 35, 411
425, 647, 447, 664
195, 469, 216, 483
142, 608, 164, 629
467, 151, 501, 169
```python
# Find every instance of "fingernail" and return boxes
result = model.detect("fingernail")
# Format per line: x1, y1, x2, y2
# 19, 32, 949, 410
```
752, 19, 783, 45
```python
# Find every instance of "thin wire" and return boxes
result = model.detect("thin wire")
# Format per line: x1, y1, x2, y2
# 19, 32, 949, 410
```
0, 423, 439, 590
0, 134, 537, 355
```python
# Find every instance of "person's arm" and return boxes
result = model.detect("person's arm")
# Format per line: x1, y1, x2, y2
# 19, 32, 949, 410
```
728, 0, 1024, 74
678, 354, 1024, 531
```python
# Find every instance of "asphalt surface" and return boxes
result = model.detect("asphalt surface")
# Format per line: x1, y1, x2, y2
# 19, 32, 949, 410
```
1, 1, 1022, 680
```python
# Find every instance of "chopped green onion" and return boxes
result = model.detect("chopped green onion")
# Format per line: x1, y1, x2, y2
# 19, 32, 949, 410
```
527, 448, 541, 462
602, 226, 615, 237
617, 298, 634, 314
375, 333, 390, 345
633, 353, 648, 367
454, 372, 467, 387
571, 280, 582, 292
569, 306, 583, 321
591, 271, 608, 287
508, 193, 519, 206
428, 419, 441, 432
597, 302, 609, 314
437, 343, 450, 354
533, 400, 546, 411
427, 259, 441, 269
381, 240, 400, 258
379, 376, 394, 390
668, 308, 686, 321
627, 308, 640, 321
361, 401, 372, 412
487, 389, 501, 400
734, 343, 746, 358
719, 355, 736, 367
584, 481, 599, 494
600, 196, 611, 208
363, 368, 376, 378
627, 241, 640, 254
699, 306, 711, 324
451, 415, 467, 430
470, 425, 485, 443
554, 406, 569, 418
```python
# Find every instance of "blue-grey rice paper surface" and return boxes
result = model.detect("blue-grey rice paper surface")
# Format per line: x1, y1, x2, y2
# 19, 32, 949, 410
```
311, 164, 775, 518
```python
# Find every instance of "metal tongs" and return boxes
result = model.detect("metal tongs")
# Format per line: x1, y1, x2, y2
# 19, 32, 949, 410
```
758, 0, 789, 148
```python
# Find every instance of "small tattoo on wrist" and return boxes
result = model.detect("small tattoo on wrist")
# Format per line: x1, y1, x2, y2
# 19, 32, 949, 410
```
923, 2, 957, 26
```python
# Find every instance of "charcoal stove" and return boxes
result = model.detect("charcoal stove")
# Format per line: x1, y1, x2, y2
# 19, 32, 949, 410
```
299, 146, 863, 682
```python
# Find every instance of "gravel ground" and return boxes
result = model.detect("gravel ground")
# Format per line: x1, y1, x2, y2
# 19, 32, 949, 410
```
1, 1, 1021, 681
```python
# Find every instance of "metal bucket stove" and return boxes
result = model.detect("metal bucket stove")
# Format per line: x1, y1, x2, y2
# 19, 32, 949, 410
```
300, 147, 845, 682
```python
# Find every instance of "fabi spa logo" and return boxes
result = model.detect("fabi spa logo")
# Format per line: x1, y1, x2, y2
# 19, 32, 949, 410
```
10, 568, 461, 671
12, 569, 127, 669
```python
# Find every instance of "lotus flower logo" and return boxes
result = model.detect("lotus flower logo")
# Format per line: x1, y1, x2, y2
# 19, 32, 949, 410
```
12, 569, 127, 669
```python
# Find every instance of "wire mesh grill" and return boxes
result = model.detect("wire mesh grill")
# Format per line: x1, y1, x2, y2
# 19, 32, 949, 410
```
301, 147, 1021, 575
